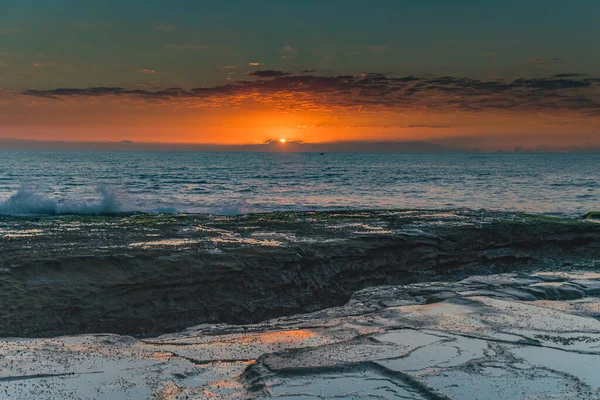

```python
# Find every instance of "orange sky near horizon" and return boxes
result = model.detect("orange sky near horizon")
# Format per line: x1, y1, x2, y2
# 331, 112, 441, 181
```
2, 90, 599, 150
2, 1, 600, 151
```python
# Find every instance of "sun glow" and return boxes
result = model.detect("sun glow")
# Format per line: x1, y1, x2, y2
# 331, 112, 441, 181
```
279, 138, 286, 143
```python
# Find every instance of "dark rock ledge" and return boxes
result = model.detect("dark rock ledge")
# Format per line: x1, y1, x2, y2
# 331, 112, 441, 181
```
1, 209, 599, 337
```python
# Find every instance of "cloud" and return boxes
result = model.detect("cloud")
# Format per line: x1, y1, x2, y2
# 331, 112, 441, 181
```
368, 45, 392, 55
26, 87, 128, 96
405, 124, 453, 129
282, 46, 297, 53
0, 27, 23, 35
164, 44, 210, 50
530, 57, 562, 64
154, 24, 176, 32
138, 68, 157, 74
248, 62, 260, 66
247, 70, 290, 77
22, 71, 600, 116
73, 21, 113, 30
31, 63, 41, 67
136, 83, 160, 90
553, 73, 586, 78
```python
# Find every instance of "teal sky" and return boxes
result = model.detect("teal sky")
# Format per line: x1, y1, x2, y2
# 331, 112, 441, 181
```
1, 1, 599, 149
2, 0, 599, 89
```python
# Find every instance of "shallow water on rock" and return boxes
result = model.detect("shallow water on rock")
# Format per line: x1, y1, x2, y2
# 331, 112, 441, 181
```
2, 271, 600, 399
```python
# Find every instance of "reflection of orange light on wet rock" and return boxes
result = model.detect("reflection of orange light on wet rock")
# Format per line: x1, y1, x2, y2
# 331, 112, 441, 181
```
234, 329, 316, 344
210, 360, 256, 368
155, 382, 183, 399
151, 351, 174, 360
208, 379, 245, 390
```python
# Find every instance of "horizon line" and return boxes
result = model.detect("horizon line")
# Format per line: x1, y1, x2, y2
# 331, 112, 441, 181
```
1, 137, 600, 153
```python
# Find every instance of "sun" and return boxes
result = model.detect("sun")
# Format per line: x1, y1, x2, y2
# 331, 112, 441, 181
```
279, 138, 286, 143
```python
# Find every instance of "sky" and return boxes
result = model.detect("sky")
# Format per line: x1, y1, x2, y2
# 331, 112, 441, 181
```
1, 0, 599, 150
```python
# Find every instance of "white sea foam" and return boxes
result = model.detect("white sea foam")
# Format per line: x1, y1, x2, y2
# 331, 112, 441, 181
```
0, 185, 121, 216
0, 152, 598, 216
0, 185, 256, 216
212, 200, 252, 215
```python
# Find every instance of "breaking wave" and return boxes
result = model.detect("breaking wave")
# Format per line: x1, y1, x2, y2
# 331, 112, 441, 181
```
0, 185, 259, 216
0, 185, 122, 216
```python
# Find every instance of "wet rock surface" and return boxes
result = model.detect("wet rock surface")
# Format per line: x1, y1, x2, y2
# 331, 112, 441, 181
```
2, 271, 600, 399
1, 210, 600, 337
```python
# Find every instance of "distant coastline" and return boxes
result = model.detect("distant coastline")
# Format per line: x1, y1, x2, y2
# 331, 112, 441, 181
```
1, 138, 600, 153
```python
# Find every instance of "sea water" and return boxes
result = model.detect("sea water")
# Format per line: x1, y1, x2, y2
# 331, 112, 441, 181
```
0, 150, 598, 216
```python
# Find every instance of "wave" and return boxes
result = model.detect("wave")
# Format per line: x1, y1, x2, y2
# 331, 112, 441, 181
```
212, 200, 253, 215
0, 185, 121, 216
0, 185, 259, 216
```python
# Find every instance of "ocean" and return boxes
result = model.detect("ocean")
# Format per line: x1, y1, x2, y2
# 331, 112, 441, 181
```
3, 150, 600, 398
0, 150, 598, 216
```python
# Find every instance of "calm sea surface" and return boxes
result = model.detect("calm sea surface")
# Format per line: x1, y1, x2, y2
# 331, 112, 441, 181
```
0, 151, 598, 216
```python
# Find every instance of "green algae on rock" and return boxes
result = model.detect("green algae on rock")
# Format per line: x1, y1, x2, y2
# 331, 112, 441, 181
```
1, 210, 600, 338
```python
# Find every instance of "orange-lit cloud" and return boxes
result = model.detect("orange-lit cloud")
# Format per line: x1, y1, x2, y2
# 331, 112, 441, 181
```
23, 72, 600, 116
1, 71, 599, 149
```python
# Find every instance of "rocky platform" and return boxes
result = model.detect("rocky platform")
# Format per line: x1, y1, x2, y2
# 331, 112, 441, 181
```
2, 271, 600, 399
1, 210, 600, 337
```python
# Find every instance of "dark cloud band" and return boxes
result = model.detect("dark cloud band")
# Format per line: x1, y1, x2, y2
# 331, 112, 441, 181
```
22, 72, 600, 115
